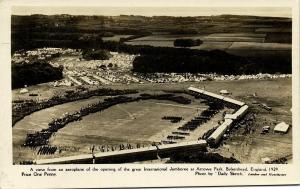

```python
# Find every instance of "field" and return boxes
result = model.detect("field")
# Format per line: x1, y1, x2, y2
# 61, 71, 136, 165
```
12, 78, 292, 163
228, 42, 291, 50
203, 36, 265, 43
52, 99, 206, 150
11, 14, 292, 58
125, 32, 291, 55
129, 35, 205, 41
13, 92, 211, 163
102, 35, 133, 42
10, 14, 293, 164
125, 40, 175, 47
191, 42, 233, 50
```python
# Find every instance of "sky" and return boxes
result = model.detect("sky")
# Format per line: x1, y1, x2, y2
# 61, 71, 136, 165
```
12, 7, 292, 18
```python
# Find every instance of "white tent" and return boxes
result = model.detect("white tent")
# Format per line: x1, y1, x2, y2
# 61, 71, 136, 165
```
220, 89, 230, 95
19, 88, 29, 94
274, 122, 290, 133
261, 157, 271, 164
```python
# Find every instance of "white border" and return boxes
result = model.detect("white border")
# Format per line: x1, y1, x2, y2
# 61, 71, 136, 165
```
0, 0, 299, 188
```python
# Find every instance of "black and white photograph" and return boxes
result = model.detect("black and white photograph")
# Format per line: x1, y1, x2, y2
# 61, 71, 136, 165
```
1, 0, 300, 188
10, 4, 295, 165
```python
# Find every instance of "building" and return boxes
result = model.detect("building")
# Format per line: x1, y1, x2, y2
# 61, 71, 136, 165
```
220, 89, 230, 95
274, 122, 290, 133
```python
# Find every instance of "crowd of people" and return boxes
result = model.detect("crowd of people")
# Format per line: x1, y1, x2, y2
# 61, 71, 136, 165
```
19, 160, 35, 165
37, 146, 57, 155
91, 143, 148, 153
23, 95, 137, 147
172, 131, 190, 136
23, 93, 193, 148
178, 103, 223, 132
13, 88, 138, 125
139, 93, 191, 104
167, 135, 185, 140
162, 116, 183, 123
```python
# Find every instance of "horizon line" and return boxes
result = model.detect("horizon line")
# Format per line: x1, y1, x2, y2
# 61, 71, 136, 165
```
11, 7, 292, 18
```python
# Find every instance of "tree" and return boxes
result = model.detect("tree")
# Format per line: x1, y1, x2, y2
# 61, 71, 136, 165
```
82, 49, 112, 60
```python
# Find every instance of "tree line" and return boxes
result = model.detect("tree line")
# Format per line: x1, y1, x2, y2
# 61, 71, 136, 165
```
12, 61, 63, 89
11, 33, 291, 75
132, 53, 291, 75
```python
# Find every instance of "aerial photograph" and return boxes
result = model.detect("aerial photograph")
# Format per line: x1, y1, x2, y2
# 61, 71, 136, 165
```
11, 6, 292, 164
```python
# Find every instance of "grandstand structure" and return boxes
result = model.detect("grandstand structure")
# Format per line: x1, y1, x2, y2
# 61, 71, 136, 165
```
35, 87, 249, 164
35, 140, 207, 164
188, 87, 249, 145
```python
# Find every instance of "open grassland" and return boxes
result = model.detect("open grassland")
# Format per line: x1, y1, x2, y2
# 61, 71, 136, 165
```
228, 42, 291, 51
191, 42, 233, 50
12, 78, 291, 163
211, 79, 292, 163
226, 49, 291, 57
129, 34, 205, 41
255, 28, 292, 33
203, 36, 265, 43
13, 96, 205, 162
125, 32, 291, 53
51, 100, 205, 153
102, 35, 133, 42
125, 40, 175, 47
207, 33, 266, 37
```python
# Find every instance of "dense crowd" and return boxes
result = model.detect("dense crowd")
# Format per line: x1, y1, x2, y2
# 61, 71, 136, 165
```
23, 93, 194, 147
134, 72, 291, 84
93, 143, 147, 153
19, 160, 35, 165
13, 88, 138, 126
172, 131, 190, 136
162, 116, 183, 123
37, 146, 57, 155
167, 135, 185, 140
178, 103, 224, 131
23, 95, 137, 147
160, 102, 225, 144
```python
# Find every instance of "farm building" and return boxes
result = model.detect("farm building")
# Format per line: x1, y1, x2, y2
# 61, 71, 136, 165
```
274, 122, 290, 133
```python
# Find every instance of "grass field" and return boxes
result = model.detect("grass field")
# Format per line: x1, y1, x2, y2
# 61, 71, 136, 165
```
129, 34, 205, 41
255, 28, 292, 33
125, 41, 175, 47
203, 36, 265, 43
228, 42, 291, 51
124, 32, 291, 53
12, 96, 108, 162
102, 35, 133, 42
12, 78, 292, 163
191, 42, 233, 50
207, 33, 267, 37
12, 94, 208, 162
51, 99, 207, 153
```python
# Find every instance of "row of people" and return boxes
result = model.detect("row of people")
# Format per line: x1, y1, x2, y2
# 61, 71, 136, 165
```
37, 146, 57, 155
13, 88, 137, 125
178, 103, 223, 131
90, 143, 148, 153
162, 116, 183, 123
23, 96, 136, 147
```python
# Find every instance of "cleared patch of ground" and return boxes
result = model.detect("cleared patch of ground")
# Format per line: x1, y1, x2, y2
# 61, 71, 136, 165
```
12, 78, 292, 163
228, 42, 291, 51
